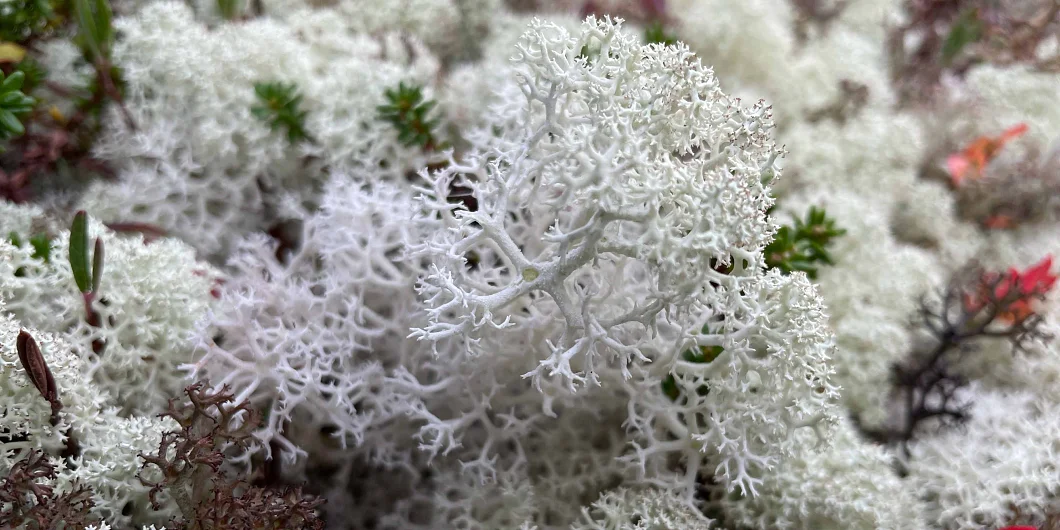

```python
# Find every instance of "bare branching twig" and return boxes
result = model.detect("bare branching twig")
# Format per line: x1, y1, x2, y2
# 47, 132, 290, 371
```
859, 260, 1054, 454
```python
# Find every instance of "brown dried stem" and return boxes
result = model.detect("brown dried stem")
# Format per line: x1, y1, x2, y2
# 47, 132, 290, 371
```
138, 383, 326, 530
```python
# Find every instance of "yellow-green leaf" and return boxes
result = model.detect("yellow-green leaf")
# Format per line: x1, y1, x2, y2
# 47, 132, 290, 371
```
0, 42, 27, 64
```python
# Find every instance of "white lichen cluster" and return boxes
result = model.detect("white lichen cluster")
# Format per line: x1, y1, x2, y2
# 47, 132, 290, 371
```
0, 202, 221, 416
186, 17, 840, 527
662, 0, 1060, 527
0, 306, 178, 527
6, 0, 1060, 528
75, 0, 445, 257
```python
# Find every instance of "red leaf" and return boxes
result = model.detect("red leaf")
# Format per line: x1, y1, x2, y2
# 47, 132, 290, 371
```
947, 123, 1029, 186
963, 256, 1057, 323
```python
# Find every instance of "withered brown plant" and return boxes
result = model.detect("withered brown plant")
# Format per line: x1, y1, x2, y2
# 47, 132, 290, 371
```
0, 449, 101, 529
138, 383, 326, 530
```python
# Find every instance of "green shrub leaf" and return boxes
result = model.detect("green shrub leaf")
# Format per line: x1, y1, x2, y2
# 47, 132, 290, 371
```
69, 211, 92, 293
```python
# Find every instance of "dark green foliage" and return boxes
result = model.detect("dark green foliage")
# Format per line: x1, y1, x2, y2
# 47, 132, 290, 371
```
69, 210, 92, 293
0, 0, 60, 42
29, 232, 53, 262
251, 81, 310, 143
377, 81, 441, 150
15, 58, 48, 93
91, 235, 103, 292
68, 210, 104, 295
0, 0, 129, 202
72, 0, 114, 62
9, 230, 54, 262
940, 7, 983, 65
764, 206, 846, 280
0, 70, 37, 142
68, 212, 105, 351
660, 373, 680, 401
643, 20, 677, 46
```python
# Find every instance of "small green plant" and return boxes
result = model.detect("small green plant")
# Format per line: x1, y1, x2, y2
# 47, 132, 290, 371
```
69, 210, 104, 296
377, 81, 441, 150
14, 58, 48, 93
71, 0, 135, 130
29, 232, 52, 262
71, 0, 113, 63
643, 20, 677, 46
251, 81, 311, 143
68, 211, 106, 353
764, 206, 846, 280
940, 7, 983, 66
0, 0, 61, 42
0, 70, 37, 143
9, 230, 54, 262
72, 0, 113, 63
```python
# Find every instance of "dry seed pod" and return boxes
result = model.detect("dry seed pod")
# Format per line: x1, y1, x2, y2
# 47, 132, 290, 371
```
16, 329, 61, 414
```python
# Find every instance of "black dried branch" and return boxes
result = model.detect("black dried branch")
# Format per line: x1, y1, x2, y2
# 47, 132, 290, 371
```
0, 449, 100, 529
0, 450, 54, 507
860, 262, 1054, 454
138, 383, 326, 530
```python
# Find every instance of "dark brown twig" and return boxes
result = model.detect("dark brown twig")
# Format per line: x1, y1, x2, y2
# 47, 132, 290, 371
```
859, 262, 1053, 454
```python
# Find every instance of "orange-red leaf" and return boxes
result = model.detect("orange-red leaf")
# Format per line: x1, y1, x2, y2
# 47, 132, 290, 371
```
947, 123, 1029, 186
